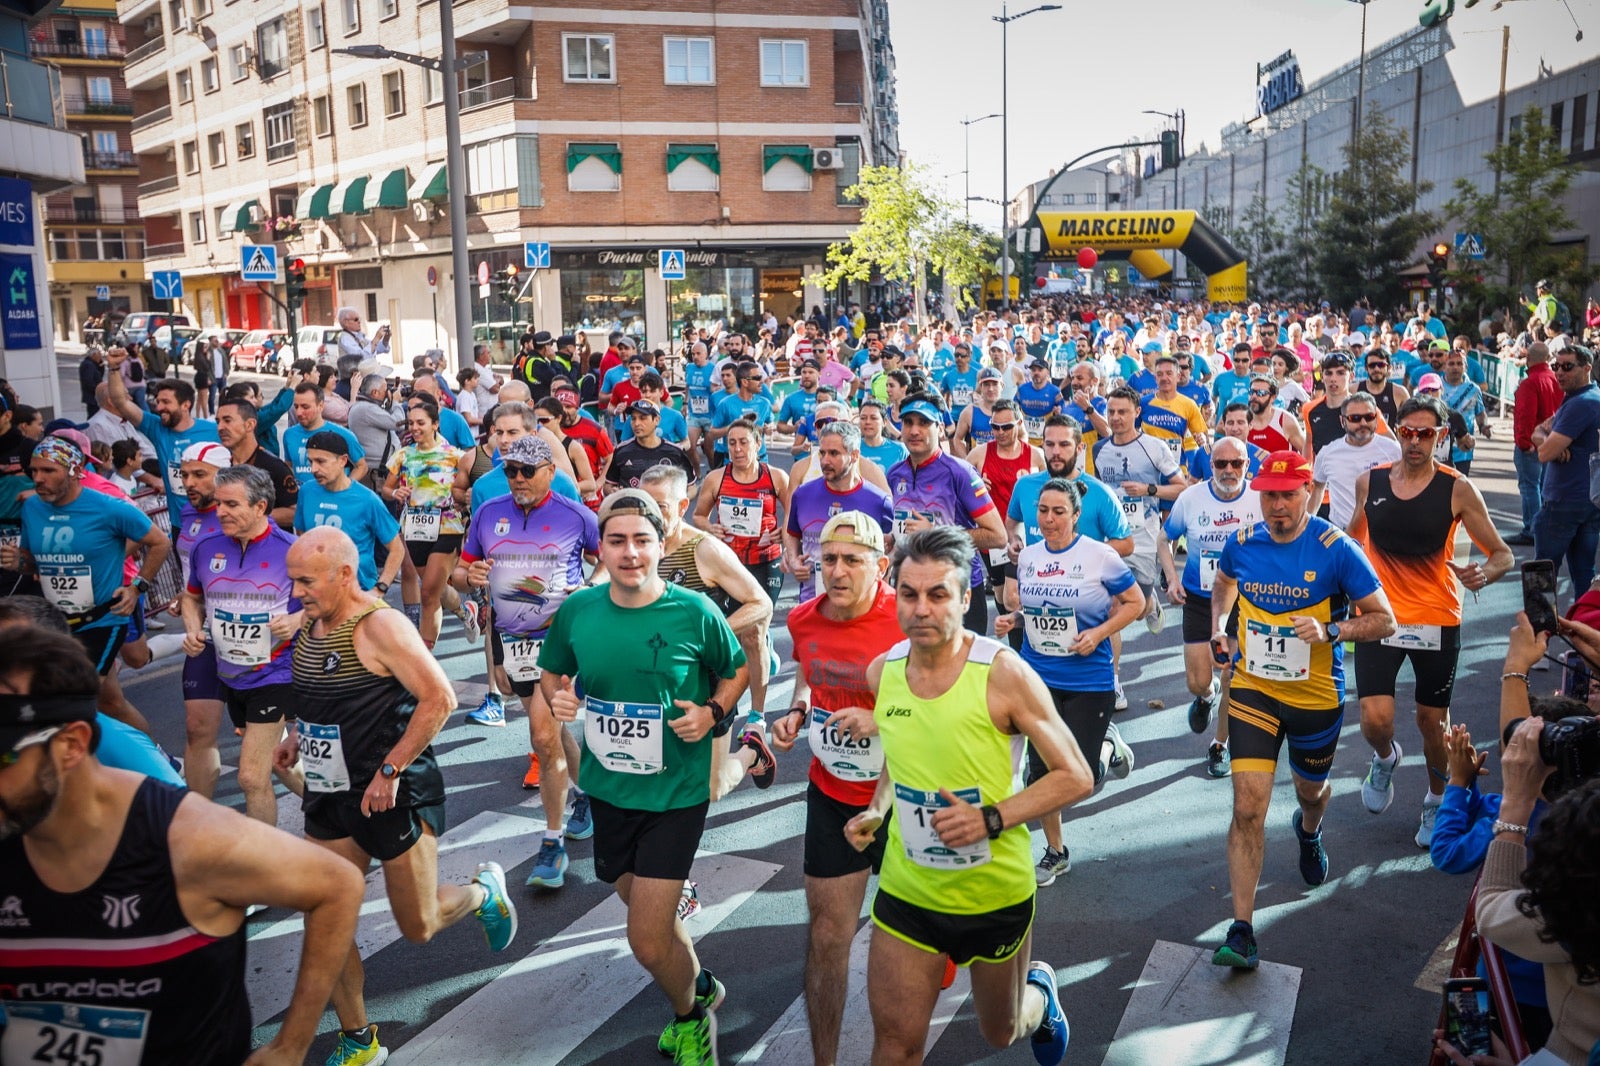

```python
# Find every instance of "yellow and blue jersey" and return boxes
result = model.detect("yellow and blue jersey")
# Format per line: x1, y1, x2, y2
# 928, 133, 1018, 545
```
1219, 515, 1381, 709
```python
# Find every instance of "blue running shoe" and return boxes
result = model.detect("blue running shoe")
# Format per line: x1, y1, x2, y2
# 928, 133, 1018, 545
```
1212, 919, 1259, 969
1027, 961, 1068, 1065
473, 861, 517, 952
324, 1025, 387, 1065
1292, 809, 1329, 886
565, 792, 594, 840
525, 838, 568, 888
466, 693, 506, 727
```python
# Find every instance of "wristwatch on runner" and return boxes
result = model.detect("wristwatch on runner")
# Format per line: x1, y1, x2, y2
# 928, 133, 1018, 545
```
1325, 622, 1341, 643
981, 804, 1004, 839
380, 762, 400, 779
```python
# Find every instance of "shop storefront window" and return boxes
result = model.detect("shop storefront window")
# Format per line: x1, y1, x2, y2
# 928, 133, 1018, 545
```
562, 267, 646, 338
669, 267, 756, 334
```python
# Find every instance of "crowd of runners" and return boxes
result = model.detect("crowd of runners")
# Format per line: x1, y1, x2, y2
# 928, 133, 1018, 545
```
0, 289, 1592, 1066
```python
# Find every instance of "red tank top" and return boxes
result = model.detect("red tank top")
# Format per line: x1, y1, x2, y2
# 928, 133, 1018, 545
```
981, 443, 1033, 517
1247, 410, 1291, 453
717, 463, 781, 564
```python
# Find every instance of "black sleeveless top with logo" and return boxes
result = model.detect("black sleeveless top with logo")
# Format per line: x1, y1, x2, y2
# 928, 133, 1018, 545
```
291, 601, 445, 807
0, 777, 250, 1065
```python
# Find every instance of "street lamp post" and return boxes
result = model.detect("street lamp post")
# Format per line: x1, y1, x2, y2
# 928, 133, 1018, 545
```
332, 35, 485, 371
1349, 0, 1370, 140
993, 2, 1060, 314
961, 113, 1001, 222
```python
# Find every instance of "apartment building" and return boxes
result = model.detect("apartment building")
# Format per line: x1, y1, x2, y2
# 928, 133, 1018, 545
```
121, 0, 899, 365
0, 0, 89, 417
30, 0, 145, 340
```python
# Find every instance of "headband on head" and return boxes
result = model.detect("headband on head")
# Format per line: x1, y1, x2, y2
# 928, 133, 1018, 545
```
32, 436, 85, 477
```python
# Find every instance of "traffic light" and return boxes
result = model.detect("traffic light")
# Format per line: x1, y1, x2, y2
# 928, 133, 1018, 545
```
496, 265, 519, 304
1428, 241, 1451, 291
286, 258, 307, 310
1160, 130, 1180, 170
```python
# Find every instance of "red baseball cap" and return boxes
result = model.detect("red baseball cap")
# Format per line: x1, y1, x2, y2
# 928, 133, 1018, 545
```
1252, 450, 1313, 491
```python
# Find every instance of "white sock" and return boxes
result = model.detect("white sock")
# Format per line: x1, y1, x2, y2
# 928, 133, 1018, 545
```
542, 828, 562, 842
1376, 747, 1399, 767
1423, 791, 1443, 807
145, 633, 187, 661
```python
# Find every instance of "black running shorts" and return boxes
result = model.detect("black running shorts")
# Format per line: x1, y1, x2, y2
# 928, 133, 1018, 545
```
804, 781, 886, 879
221, 681, 293, 729
405, 533, 464, 568
75, 623, 128, 677
1227, 685, 1342, 783
589, 797, 708, 884
304, 796, 447, 863
1028, 688, 1116, 788
1181, 594, 1239, 646
871, 889, 1035, 967
1352, 626, 1461, 707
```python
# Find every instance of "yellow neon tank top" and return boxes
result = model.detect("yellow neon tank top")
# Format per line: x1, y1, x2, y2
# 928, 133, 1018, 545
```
874, 634, 1033, 914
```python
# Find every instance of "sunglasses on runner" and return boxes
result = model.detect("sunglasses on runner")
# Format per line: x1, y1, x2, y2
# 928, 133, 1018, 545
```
1553, 362, 1579, 372
990, 421, 1019, 431
503, 462, 548, 479
1248, 389, 1272, 398
1212, 458, 1245, 469
1344, 412, 1378, 423
0, 727, 61, 768
1395, 425, 1441, 441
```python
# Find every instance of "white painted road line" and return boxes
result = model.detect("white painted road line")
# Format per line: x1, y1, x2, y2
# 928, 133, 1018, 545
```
389, 850, 781, 1064
740, 918, 972, 1066
246, 809, 542, 1024
1100, 939, 1302, 1066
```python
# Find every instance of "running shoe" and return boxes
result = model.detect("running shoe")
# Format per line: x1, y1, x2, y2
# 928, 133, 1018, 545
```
324, 1026, 387, 1066
459, 599, 483, 643
1026, 961, 1068, 1066
1144, 597, 1165, 636
1113, 679, 1128, 713
941, 956, 958, 990
1189, 679, 1219, 734
525, 838, 568, 889
473, 861, 518, 952
566, 792, 594, 840
1415, 803, 1440, 849
467, 693, 506, 727
1105, 722, 1134, 780
521, 752, 541, 789
1212, 920, 1259, 970
1035, 846, 1071, 887
1206, 742, 1231, 779
676, 881, 701, 922
1292, 809, 1329, 886
740, 729, 777, 790
1360, 742, 1401, 814
664, 1010, 718, 1066
657, 969, 725, 1056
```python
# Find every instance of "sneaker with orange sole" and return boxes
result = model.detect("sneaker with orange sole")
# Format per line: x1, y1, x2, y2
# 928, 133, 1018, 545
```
522, 752, 540, 789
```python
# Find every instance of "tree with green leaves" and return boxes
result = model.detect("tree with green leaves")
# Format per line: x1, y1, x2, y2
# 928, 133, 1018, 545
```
813, 163, 994, 319
1217, 193, 1283, 301
1314, 112, 1435, 309
1441, 104, 1599, 322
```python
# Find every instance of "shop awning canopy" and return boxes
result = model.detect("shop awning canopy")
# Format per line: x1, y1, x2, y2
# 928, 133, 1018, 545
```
295, 184, 334, 221
218, 199, 260, 234
329, 176, 370, 216
566, 142, 621, 174
364, 167, 409, 211
763, 144, 813, 173
408, 161, 448, 201
666, 143, 719, 174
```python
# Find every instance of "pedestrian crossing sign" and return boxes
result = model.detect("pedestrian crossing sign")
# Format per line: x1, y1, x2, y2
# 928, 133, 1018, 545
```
659, 249, 686, 281
240, 243, 278, 282
1453, 232, 1485, 261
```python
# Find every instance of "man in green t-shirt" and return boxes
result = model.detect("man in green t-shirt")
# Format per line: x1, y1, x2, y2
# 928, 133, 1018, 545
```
538, 488, 748, 1066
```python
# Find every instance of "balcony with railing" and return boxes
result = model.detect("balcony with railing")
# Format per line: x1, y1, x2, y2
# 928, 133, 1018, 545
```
451, 0, 534, 43
0, 50, 66, 128
85, 149, 137, 170
46, 204, 136, 224
144, 241, 183, 259
459, 77, 535, 113
123, 36, 167, 87
137, 173, 179, 196
31, 39, 127, 61
131, 103, 171, 131
125, 37, 164, 65
63, 90, 134, 117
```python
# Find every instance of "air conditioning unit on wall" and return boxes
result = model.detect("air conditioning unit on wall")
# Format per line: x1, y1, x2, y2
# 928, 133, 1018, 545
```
812, 147, 842, 171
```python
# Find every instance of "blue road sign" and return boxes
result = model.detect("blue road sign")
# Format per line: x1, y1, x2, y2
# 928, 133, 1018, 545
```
0, 252, 41, 348
524, 241, 551, 270
1454, 232, 1486, 261
151, 270, 183, 300
659, 248, 686, 281
240, 243, 278, 282
95, 284, 111, 300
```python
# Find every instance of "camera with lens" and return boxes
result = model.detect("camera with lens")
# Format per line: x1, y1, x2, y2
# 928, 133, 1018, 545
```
1505, 714, 1600, 800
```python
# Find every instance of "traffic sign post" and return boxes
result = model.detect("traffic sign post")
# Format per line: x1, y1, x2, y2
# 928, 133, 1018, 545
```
659, 249, 686, 281
95, 284, 110, 301
1454, 232, 1486, 261
240, 244, 279, 282
151, 270, 183, 301
524, 242, 551, 270
477, 260, 491, 301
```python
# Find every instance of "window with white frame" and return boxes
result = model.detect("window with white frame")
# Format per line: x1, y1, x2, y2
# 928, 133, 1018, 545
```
380, 0, 396, 18
236, 121, 255, 158
92, 130, 118, 154
382, 71, 404, 117
1084, 192, 1097, 204
563, 33, 613, 82
763, 144, 812, 191
566, 141, 620, 192
305, 5, 325, 49
200, 57, 219, 92
759, 39, 807, 86
207, 131, 225, 167
182, 140, 199, 173
666, 143, 718, 192
664, 36, 713, 85
229, 43, 249, 81
341, 0, 359, 35
1062, 193, 1075, 205
263, 101, 295, 160
466, 139, 515, 193
255, 17, 287, 79
423, 67, 442, 104
81, 25, 107, 56
189, 211, 206, 243
175, 68, 193, 102
312, 94, 331, 136
347, 83, 367, 127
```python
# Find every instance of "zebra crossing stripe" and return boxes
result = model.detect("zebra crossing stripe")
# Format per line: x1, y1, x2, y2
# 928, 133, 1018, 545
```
245, 809, 543, 1024
389, 850, 781, 1063
739, 918, 972, 1065
1099, 939, 1302, 1066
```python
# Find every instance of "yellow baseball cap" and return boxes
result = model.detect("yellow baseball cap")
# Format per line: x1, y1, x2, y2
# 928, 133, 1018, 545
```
819, 511, 884, 553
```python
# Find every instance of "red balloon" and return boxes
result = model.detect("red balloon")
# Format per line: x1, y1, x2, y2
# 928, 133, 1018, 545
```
1076, 248, 1098, 270
1035, 275, 1048, 288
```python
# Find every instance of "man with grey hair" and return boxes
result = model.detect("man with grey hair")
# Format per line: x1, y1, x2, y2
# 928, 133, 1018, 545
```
1309, 390, 1401, 530
783, 420, 895, 599
86, 380, 155, 459
337, 306, 390, 361
181, 462, 302, 828
349, 371, 400, 487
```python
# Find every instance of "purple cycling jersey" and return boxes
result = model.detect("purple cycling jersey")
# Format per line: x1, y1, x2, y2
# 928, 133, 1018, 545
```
186, 524, 300, 688
176, 502, 224, 585
460, 491, 599, 637
785, 478, 895, 583
885, 451, 997, 588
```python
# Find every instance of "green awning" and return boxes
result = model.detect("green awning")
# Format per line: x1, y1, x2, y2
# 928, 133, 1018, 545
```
565, 142, 621, 174
295, 184, 334, 221
408, 161, 448, 201
364, 167, 409, 211
218, 199, 260, 235
763, 144, 813, 173
666, 143, 719, 175
330, 176, 370, 216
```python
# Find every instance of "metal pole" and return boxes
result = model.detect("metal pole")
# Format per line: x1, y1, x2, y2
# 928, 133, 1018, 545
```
1000, 3, 1010, 315
1355, 0, 1368, 140
965, 121, 971, 222
438, 0, 471, 373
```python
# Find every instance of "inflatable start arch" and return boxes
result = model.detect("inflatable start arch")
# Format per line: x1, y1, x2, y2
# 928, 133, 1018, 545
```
1029, 209, 1249, 303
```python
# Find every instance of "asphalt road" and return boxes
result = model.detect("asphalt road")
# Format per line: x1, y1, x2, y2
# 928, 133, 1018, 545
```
57, 352, 1545, 1065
